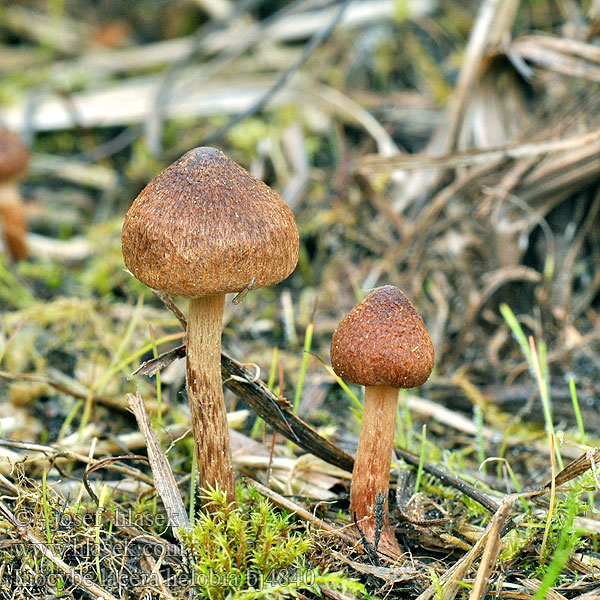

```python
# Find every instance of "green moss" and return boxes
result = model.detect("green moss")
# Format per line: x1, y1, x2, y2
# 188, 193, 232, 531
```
181, 484, 366, 599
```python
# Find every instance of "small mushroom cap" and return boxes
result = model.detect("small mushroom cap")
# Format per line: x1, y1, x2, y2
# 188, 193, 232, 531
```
0, 127, 30, 183
121, 147, 299, 298
330, 285, 434, 388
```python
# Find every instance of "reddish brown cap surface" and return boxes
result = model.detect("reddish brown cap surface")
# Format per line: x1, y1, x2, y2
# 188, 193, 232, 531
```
330, 285, 434, 388
121, 147, 299, 298
0, 127, 30, 182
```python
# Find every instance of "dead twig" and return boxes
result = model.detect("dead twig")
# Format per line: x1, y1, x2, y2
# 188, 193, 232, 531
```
394, 447, 502, 516
132, 340, 355, 472
468, 498, 514, 600
357, 126, 600, 173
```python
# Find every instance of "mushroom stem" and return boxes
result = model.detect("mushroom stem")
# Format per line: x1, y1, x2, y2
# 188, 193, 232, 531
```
0, 183, 27, 261
186, 294, 236, 504
350, 384, 401, 554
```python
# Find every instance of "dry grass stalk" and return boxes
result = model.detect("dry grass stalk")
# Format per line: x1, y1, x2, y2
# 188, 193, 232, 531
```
468, 496, 516, 600
127, 390, 190, 541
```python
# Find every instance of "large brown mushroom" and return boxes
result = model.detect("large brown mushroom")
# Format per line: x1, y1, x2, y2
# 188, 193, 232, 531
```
330, 285, 434, 554
0, 126, 30, 261
122, 147, 299, 504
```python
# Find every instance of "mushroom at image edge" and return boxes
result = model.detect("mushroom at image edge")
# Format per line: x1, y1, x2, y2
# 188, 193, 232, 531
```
330, 285, 434, 554
121, 146, 299, 505
0, 126, 30, 261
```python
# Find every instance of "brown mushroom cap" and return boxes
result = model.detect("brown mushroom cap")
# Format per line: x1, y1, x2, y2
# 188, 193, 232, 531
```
330, 285, 434, 388
0, 127, 30, 183
121, 147, 299, 298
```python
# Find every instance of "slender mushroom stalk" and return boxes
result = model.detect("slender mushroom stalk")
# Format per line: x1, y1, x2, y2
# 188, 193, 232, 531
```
0, 127, 30, 261
351, 384, 399, 551
122, 147, 299, 506
331, 285, 434, 555
186, 294, 233, 497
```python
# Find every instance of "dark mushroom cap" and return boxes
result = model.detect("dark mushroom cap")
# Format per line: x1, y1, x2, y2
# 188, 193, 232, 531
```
121, 147, 299, 298
0, 127, 30, 183
330, 285, 434, 388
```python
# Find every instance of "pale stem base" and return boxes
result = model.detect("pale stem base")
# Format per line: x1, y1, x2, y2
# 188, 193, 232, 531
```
186, 294, 236, 504
350, 384, 401, 554
0, 183, 27, 261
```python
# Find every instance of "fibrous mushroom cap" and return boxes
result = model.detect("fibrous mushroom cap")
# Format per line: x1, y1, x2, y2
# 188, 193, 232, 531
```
121, 147, 299, 298
330, 285, 434, 388
0, 127, 30, 182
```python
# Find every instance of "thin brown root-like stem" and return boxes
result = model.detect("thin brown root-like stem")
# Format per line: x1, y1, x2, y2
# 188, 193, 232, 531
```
350, 384, 401, 555
187, 294, 236, 504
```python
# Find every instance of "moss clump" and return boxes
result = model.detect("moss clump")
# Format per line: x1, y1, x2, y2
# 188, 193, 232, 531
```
181, 484, 366, 599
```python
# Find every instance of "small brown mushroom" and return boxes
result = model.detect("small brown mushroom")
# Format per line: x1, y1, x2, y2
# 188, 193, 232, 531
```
0, 127, 30, 261
122, 147, 299, 504
330, 285, 434, 554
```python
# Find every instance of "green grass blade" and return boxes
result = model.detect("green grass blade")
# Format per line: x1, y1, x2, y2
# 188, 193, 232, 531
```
92, 293, 144, 395
293, 322, 314, 414
533, 502, 580, 600
569, 378, 586, 444
250, 347, 279, 439
414, 424, 427, 494
149, 325, 162, 443
499, 303, 533, 365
